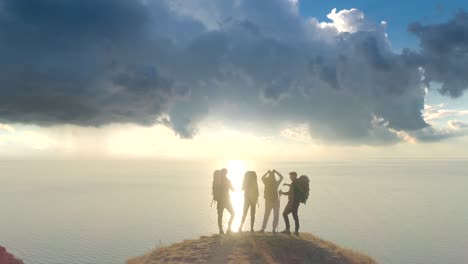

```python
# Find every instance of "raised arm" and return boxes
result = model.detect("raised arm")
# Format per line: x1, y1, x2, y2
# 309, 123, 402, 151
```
273, 169, 284, 184
261, 170, 270, 183
279, 186, 290, 195
279, 179, 290, 195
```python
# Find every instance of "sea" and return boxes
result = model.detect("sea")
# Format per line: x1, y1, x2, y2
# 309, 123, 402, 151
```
1, 160, 467, 264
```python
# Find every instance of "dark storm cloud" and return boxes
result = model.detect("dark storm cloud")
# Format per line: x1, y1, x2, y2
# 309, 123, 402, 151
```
0, 0, 198, 133
0, 0, 466, 143
409, 10, 468, 98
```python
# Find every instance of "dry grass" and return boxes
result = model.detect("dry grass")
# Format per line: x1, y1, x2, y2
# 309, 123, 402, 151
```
127, 233, 377, 264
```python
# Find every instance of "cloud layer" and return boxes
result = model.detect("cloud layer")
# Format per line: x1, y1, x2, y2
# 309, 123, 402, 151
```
0, 0, 467, 144
409, 11, 468, 98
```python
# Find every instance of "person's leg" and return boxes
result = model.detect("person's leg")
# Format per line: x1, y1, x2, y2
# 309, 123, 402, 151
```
217, 206, 224, 234
239, 197, 249, 231
282, 202, 292, 233
272, 199, 280, 232
250, 200, 256, 232
292, 203, 300, 235
261, 200, 273, 231
226, 202, 235, 233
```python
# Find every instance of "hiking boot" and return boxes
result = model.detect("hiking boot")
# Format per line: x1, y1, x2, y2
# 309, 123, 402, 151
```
258, 229, 265, 233
226, 229, 232, 235
219, 229, 224, 235
294, 231, 300, 237
281, 229, 291, 235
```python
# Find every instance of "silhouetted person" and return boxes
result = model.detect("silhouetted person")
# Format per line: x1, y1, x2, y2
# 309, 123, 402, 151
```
260, 169, 283, 233
279, 171, 300, 236
239, 171, 259, 232
212, 168, 235, 234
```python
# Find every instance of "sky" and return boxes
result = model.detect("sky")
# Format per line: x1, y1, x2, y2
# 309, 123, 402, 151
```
0, 0, 468, 160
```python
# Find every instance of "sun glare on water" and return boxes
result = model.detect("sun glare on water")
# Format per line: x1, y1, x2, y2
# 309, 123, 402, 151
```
226, 159, 246, 231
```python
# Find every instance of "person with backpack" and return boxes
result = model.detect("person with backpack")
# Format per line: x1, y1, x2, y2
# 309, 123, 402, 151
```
279, 171, 309, 236
212, 168, 235, 235
239, 171, 259, 233
259, 169, 283, 233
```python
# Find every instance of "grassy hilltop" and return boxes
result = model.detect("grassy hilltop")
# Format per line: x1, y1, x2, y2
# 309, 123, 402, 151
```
127, 232, 377, 264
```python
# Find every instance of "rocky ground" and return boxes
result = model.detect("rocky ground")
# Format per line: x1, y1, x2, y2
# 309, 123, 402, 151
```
0, 246, 24, 264
127, 232, 377, 264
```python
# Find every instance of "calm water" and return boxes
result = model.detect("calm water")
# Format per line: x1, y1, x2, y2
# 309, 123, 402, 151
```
1, 160, 468, 264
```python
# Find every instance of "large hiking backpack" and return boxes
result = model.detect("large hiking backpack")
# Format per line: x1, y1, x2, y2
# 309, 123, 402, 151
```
295, 175, 310, 204
212, 170, 223, 202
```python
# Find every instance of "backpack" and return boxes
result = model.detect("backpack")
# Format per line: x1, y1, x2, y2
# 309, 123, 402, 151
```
295, 175, 310, 204
212, 170, 223, 202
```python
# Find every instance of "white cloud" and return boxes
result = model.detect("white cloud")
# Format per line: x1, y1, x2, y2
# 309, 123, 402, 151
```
326, 8, 383, 33
0, 127, 56, 156
280, 124, 311, 142
423, 104, 468, 122
22, 131, 57, 150
0, 123, 14, 133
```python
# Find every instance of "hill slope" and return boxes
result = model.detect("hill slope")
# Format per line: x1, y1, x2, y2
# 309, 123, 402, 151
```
127, 232, 377, 264
0, 246, 24, 264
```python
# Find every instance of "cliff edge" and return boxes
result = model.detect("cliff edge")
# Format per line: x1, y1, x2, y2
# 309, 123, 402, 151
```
127, 232, 377, 264
0, 246, 24, 264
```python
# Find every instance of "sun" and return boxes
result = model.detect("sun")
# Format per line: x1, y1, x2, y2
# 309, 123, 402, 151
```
226, 159, 246, 231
